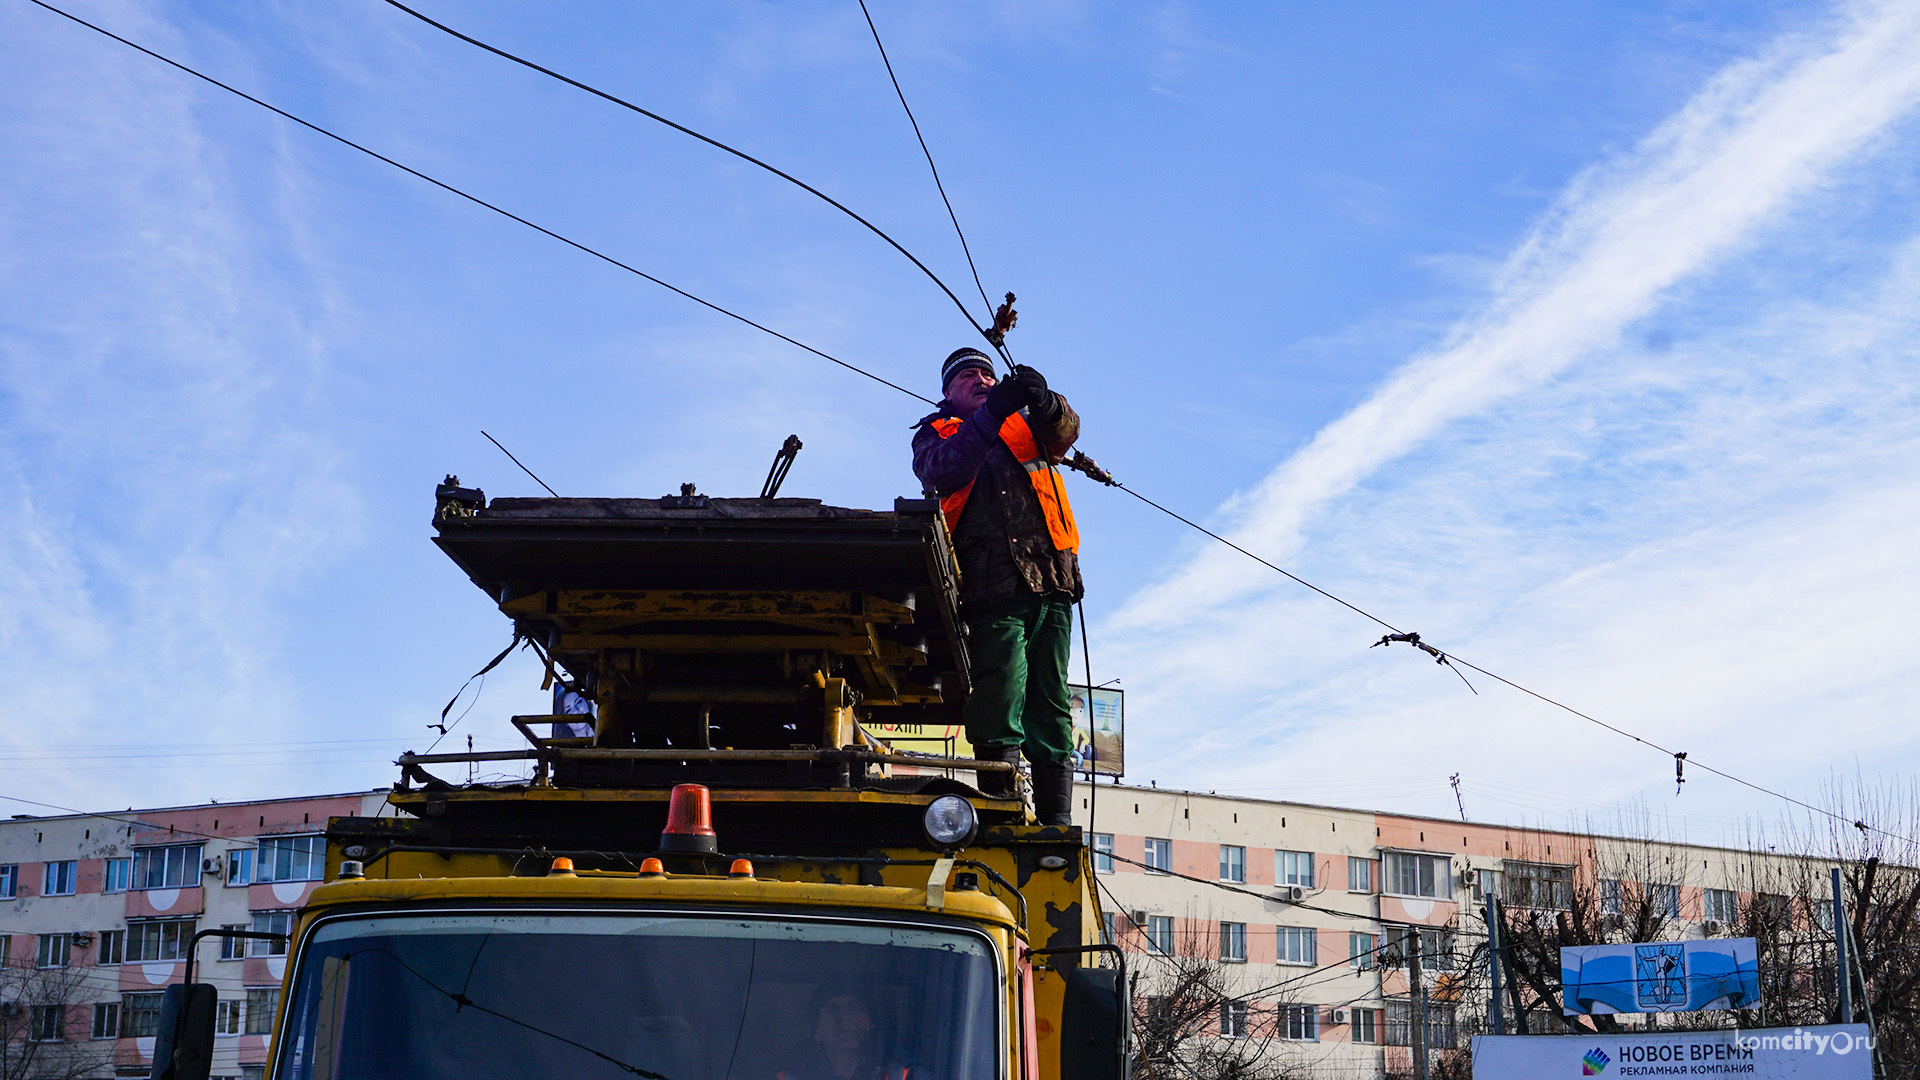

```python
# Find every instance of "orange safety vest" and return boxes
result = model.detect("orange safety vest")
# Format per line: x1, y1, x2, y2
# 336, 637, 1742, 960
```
928, 410, 1079, 553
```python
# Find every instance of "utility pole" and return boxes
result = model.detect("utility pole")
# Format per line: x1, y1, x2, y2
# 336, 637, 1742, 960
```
1486, 893, 1506, 1035
1408, 929, 1430, 1080
1832, 867, 1852, 1024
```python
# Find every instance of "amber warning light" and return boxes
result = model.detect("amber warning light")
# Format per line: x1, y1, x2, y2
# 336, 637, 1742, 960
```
659, 783, 719, 853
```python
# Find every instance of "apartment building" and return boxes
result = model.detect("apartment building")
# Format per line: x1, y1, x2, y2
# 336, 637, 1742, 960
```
3, 783, 1849, 1080
0, 792, 389, 1079
1080, 782, 1845, 1080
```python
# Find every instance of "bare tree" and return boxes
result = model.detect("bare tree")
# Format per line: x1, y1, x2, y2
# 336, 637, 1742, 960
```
1128, 924, 1312, 1080
0, 958, 114, 1080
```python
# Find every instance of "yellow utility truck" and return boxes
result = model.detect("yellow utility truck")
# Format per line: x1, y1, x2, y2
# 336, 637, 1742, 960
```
151, 481, 1126, 1080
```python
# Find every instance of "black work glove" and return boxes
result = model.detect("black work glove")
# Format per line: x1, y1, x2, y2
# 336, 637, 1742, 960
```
1013, 366, 1061, 424
983, 371, 1027, 419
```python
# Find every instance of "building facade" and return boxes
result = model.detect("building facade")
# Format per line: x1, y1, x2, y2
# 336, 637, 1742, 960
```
0, 793, 389, 1079
2, 784, 1851, 1080
1079, 783, 1848, 1080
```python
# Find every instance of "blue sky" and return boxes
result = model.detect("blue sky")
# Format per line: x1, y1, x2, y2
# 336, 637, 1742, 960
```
3, 1, 1917, 847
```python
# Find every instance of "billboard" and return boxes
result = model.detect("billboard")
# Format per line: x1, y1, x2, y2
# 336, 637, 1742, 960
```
1069, 684, 1123, 775
1474, 1026, 1873, 1080
1561, 939, 1760, 1015
867, 684, 1123, 776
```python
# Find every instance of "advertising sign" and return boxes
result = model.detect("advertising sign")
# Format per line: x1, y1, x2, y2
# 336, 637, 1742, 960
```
1474, 1026, 1873, 1080
869, 684, 1122, 775
1068, 683, 1123, 775
1562, 939, 1761, 1015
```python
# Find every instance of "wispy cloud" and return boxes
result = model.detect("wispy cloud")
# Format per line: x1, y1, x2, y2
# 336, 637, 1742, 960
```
0, 0, 361, 807
1114, 0, 1920, 631
1099, 0, 1920, 834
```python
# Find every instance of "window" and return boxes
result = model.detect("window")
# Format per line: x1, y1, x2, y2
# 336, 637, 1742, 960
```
97, 928, 125, 965
1143, 838, 1171, 874
1751, 893, 1791, 924
1089, 833, 1114, 874
1220, 1002, 1248, 1038
220, 924, 250, 960
227, 848, 254, 887
242, 1068, 266, 1080
244, 988, 280, 1035
1386, 926, 1453, 970
1386, 1000, 1457, 1049
1384, 852, 1451, 899
1599, 878, 1623, 916
43, 860, 77, 896
1275, 925, 1316, 965
1351, 1008, 1379, 1044
37, 932, 71, 969
1813, 897, 1835, 933
1145, 916, 1175, 954
1348, 856, 1373, 893
1350, 931, 1377, 969
104, 857, 131, 893
1102, 912, 1117, 944
0, 863, 16, 898
256, 836, 325, 883
0, 934, 9, 963
216, 999, 242, 1036
1646, 883, 1680, 920
122, 993, 164, 1038
91, 1002, 120, 1040
132, 844, 204, 890
1219, 922, 1246, 962
1219, 845, 1245, 883
1276, 850, 1315, 888
127, 920, 195, 962
1284, 1005, 1318, 1041
1503, 861, 1572, 910
1704, 888, 1739, 924
249, 911, 293, 956
31, 1004, 65, 1041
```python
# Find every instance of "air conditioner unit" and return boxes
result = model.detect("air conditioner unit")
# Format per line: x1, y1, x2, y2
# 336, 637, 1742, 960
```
1129, 910, 1149, 927
1458, 869, 1478, 886
1276, 886, 1304, 902
202, 856, 224, 875
70, 932, 94, 946
1703, 920, 1721, 935
1328, 1008, 1348, 1025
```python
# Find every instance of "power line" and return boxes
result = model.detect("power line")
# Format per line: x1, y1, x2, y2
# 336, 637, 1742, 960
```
22, 0, 935, 409
377, 0, 1006, 363
28, 0, 1900, 849
855, 0, 995, 322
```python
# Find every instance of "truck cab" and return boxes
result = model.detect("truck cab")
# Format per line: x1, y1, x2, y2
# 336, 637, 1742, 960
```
152, 483, 1126, 1080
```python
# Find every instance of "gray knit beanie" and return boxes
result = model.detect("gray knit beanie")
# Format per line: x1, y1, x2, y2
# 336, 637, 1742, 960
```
940, 348, 995, 395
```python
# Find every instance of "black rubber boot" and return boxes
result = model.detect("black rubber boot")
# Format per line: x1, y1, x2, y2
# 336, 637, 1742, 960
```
1033, 761, 1076, 827
972, 745, 1022, 798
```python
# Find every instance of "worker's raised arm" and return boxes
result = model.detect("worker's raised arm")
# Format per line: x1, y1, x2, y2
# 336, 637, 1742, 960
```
911, 402, 998, 496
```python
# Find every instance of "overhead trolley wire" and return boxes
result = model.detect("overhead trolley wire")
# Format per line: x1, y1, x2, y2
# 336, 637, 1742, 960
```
378, 0, 1009, 363
855, 0, 995, 323
29, 0, 1905, 848
23, 0, 935, 408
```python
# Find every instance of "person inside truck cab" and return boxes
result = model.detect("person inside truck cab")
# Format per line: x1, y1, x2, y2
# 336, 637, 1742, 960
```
775, 988, 914, 1080
911, 347, 1082, 827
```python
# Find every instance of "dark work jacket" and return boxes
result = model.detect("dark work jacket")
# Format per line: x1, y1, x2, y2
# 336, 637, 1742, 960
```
911, 394, 1083, 613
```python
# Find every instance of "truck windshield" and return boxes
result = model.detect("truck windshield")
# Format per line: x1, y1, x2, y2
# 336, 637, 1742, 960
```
277, 911, 1000, 1080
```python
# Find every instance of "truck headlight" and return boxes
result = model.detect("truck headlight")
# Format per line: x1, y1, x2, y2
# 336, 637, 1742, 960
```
923, 795, 979, 849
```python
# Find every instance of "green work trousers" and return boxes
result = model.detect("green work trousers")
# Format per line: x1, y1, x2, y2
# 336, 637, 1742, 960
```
963, 596, 1076, 766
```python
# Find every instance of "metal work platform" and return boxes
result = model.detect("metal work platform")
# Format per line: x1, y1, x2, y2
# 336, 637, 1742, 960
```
421, 479, 997, 795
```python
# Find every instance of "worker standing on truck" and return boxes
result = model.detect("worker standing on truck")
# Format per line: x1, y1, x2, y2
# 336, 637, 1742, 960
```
911, 347, 1082, 827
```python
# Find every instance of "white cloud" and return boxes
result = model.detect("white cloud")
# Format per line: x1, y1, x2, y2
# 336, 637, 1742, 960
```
1097, 0, 1920, 839
0, 0, 360, 807
1113, 0, 1920, 631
